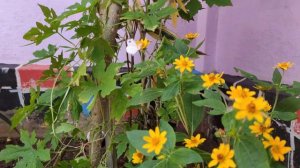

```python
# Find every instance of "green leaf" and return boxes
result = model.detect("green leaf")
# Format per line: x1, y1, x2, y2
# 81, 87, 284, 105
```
156, 7, 177, 18
194, 149, 211, 163
159, 120, 176, 150
78, 82, 99, 103
276, 97, 300, 112
193, 99, 226, 115
184, 93, 205, 134
93, 61, 124, 97
55, 123, 76, 133
205, 0, 232, 7
55, 0, 99, 22
11, 88, 39, 128
0, 130, 50, 168
126, 130, 154, 157
234, 67, 258, 80
161, 81, 180, 101
142, 15, 160, 31
272, 68, 282, 85
203, 89, 222, 101
272, 111, 297, 121
38, 4, 51, 18
110, 89, 129, 120
148, 0, 166, 11
283, 81, 300, 96
221, 111, 237, 131
129, 88, 163, 106
38, 87, 68, 105
175, 132, 187, 142
121, 11, 144, 20
71, 63, 87, 86
114, 133, 129, 158
102, 63, 124, 97
138, 148, 202, 168
138, 160, 160, 168
169, 148, 203, 165
234, 135, 270, 168
174, 39, 188, 55
179, 0, 202, 21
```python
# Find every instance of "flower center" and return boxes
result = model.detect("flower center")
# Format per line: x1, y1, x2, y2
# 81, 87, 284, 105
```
240, 91, 248, 98
217, 154, 224, 161
247, 102, 256, 113
137, 153, 143, 159
152, 137, 160, 146
209, 76, 216, 82
191, 139, 198, 144
271, 145, 281, 154
259, 125, 266, 132
182, 61, 188, 67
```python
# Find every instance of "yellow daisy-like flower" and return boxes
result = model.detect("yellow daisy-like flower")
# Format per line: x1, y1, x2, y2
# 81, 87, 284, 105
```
157, 154, 166, 160
173, 55, 195, 73
233, 97, 267, 123
249, 117, 274, 137
263, 135, 292, 161
263, 100, 272, 112
184, 134, 206, 149
142, 127, 167, 155
275, 61, 293, 71
156, 68, 165, 78
208, 143, 236, 168
136, 38, 150, 50
201, 72, 225, 89
185, 32, 199, 40
226, 85, 256, 100
132, 150, 144, 164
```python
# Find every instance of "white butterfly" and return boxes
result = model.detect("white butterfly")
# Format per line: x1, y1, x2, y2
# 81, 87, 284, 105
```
126, 39, 141, 55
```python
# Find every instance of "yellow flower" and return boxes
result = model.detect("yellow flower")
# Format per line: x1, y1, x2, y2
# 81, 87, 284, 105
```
173, 55, 195, 73
208, 143, 236, 168
201, 72, 225, 89
184, 134, 206, 149
185, 32, 199, 40
233, 97, 267, 122
132, 150, 144, 164
263, 101, 272, 112
249, 117, 274, 137
157, 154, 166, 160
275, 61, 293, 71
226, 85, 255, 100
136, 38, 150, 49
156, 68, 165, 78
142, 127, 167, 155
263, 135, 291, 161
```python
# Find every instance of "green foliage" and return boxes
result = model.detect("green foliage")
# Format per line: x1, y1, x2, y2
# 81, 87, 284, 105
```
17, 0, 298, 167
205, 0, 232, 7
234, 135, 270, 168
272, 68, 282, 86
55, 123, 76, 133
184, 93, 205, 134
193, 98, 226, 115
56, 157, 91, 168
179, 0, 203, 21
129, 88, 163, 106
127, 120, 202, 167
11, 88, 39, 128
0, 130, 50, 168
122, 0, 177, 31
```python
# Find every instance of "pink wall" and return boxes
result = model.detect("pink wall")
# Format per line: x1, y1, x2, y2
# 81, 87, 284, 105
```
0, 0, 75, 64
204, 0, 300, 84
